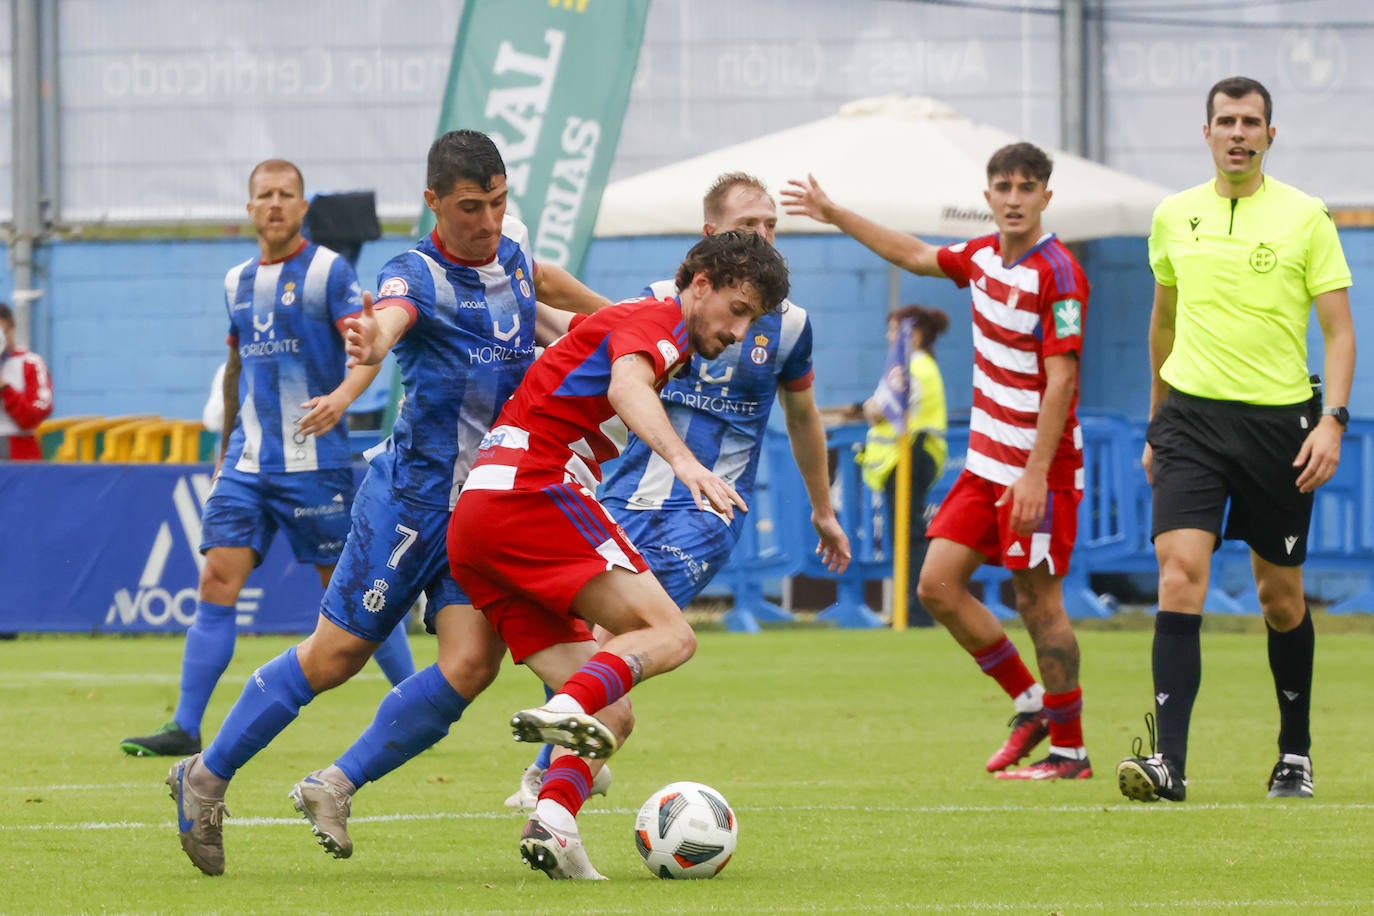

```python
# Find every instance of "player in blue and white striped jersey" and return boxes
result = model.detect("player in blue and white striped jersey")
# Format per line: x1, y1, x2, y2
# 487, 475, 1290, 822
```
121, 159, 397, 761
163, 132, 610, 877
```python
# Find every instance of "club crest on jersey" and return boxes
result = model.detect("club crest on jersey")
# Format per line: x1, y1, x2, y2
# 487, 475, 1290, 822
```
1053, 299, 1082, 338
362, 578, 389, 613
378, 277, 408, 298
513, 267, 532, 298
656, 339, 681, 366
750, 333, 770, 365
281, 281, 297, 307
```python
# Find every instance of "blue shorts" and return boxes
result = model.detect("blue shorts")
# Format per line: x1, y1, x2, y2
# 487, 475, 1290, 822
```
200, 466, 354, 567
321, 460, 469, 642
611, 505, 739, 608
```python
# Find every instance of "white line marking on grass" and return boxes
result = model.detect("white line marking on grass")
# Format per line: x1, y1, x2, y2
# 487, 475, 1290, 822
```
7, 799, 1374, 833
11, 782, 153, 791
0, 672, 181, 686
0, 671, 387, 687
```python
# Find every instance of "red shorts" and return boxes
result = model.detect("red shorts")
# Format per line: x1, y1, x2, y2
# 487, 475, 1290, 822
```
927, 469, 1081, 575
448, 482, 649, 663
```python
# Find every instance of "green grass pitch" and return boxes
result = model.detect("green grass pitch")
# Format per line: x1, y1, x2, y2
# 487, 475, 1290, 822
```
3, 623, 1373, 914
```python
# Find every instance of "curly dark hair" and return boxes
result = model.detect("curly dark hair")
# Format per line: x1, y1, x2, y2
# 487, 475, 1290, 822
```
674, 230, 790, 315
427, 129, 506, 196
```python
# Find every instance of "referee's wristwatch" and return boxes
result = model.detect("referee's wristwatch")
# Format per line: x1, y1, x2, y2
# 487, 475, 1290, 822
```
1322, 405, 1349, 428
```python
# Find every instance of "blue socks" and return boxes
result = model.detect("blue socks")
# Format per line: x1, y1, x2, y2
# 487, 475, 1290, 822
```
201, 646, 315, 781
336, 664, 471, 788
371, 619, 416, 687
534, 683, 556, 770
173, 601, 237, 737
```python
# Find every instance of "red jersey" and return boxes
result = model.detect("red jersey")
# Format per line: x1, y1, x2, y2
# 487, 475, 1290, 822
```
937, 233, 1087, 490
1, 346, 54, 460
462, 298, 691, 493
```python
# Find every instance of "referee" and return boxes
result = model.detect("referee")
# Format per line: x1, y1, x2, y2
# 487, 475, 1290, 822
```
1117, 76, 1355, 803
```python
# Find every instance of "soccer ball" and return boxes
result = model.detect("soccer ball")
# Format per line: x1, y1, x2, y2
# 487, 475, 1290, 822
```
634, 781, 738, 879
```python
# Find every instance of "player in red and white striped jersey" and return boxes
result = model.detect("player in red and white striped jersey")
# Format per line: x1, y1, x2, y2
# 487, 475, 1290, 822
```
783, 142, 1093, 781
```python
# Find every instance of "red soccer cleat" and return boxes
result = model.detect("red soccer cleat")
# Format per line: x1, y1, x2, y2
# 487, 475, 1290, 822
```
995, 753, 1093, 781
985, 710, 1049, 772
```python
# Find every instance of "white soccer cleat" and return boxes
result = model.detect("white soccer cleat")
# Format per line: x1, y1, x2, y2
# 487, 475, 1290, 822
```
510, 707, 618, 759
591, 762, 613, 799
519, 816, 607, 880
503, 764, 545, 810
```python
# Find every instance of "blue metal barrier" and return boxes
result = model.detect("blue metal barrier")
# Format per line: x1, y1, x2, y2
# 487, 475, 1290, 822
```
729, 410, 1374, 626
795, 424, 886, 628
714, 429, 803, 632
1311, 420, 1374, 613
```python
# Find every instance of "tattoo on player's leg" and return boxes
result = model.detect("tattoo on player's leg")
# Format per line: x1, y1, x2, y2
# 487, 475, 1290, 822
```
625, 653, 646, 684
1036, 643, 1080, 693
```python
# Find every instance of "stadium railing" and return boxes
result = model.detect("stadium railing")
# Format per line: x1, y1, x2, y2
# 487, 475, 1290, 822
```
712, 428, 805, 632
717, 411, 1374, 627
789, 423, 890, 628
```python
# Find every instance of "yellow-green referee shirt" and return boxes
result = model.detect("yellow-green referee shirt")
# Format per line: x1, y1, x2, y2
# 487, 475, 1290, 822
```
1149, 176, 1352, 405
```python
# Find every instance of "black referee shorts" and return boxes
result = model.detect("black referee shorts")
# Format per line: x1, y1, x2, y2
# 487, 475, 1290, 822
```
1147, 390, 1317, 567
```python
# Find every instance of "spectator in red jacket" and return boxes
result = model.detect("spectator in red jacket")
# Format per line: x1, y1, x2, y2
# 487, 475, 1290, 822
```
0, 302, 54, 461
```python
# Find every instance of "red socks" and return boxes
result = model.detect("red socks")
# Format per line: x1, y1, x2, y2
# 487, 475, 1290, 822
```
971, 636, 1036, 699
557, 651, 634, 715
1043, 686, 1084, 749
540, 756, 593, 817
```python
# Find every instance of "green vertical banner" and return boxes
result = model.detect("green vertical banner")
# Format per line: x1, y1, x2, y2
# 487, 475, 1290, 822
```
423, 0, 651, 275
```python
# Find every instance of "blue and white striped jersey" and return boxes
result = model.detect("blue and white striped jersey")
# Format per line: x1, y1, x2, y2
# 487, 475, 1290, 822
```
370, 218, 539, 510
222, 241, 361, 474
599, 278, 815, 528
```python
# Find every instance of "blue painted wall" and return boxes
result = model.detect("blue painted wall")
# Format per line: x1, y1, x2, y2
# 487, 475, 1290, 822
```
4, 228, 1370, 422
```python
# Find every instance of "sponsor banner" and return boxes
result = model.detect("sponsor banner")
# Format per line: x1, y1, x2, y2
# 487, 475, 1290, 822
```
421, 0, 650, 274
0, 464, 356, 633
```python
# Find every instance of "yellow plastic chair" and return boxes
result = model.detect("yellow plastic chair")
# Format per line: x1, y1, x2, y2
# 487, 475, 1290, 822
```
126, 419, 180, 463
101, 418, 160, 463
166, 421, 208, 463
53, 415, 157, 462
35, 416, 97, 459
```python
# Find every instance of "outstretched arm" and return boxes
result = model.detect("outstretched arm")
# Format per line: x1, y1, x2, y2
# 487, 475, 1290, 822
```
297, 361, 383, 438
780, 173, 947, 278
534, 263, 612, 315
779, 385, 851, 573
608, 353, 747, 520
345, 291, 411, 367
535, 301, 575, 346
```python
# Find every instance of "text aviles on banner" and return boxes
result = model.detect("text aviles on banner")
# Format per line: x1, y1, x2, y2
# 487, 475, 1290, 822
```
422, 0, 650, 275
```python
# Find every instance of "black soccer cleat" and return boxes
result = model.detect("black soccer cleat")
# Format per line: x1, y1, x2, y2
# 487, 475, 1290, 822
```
121, 721, 201, 758
1116, 713, 1186, 802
